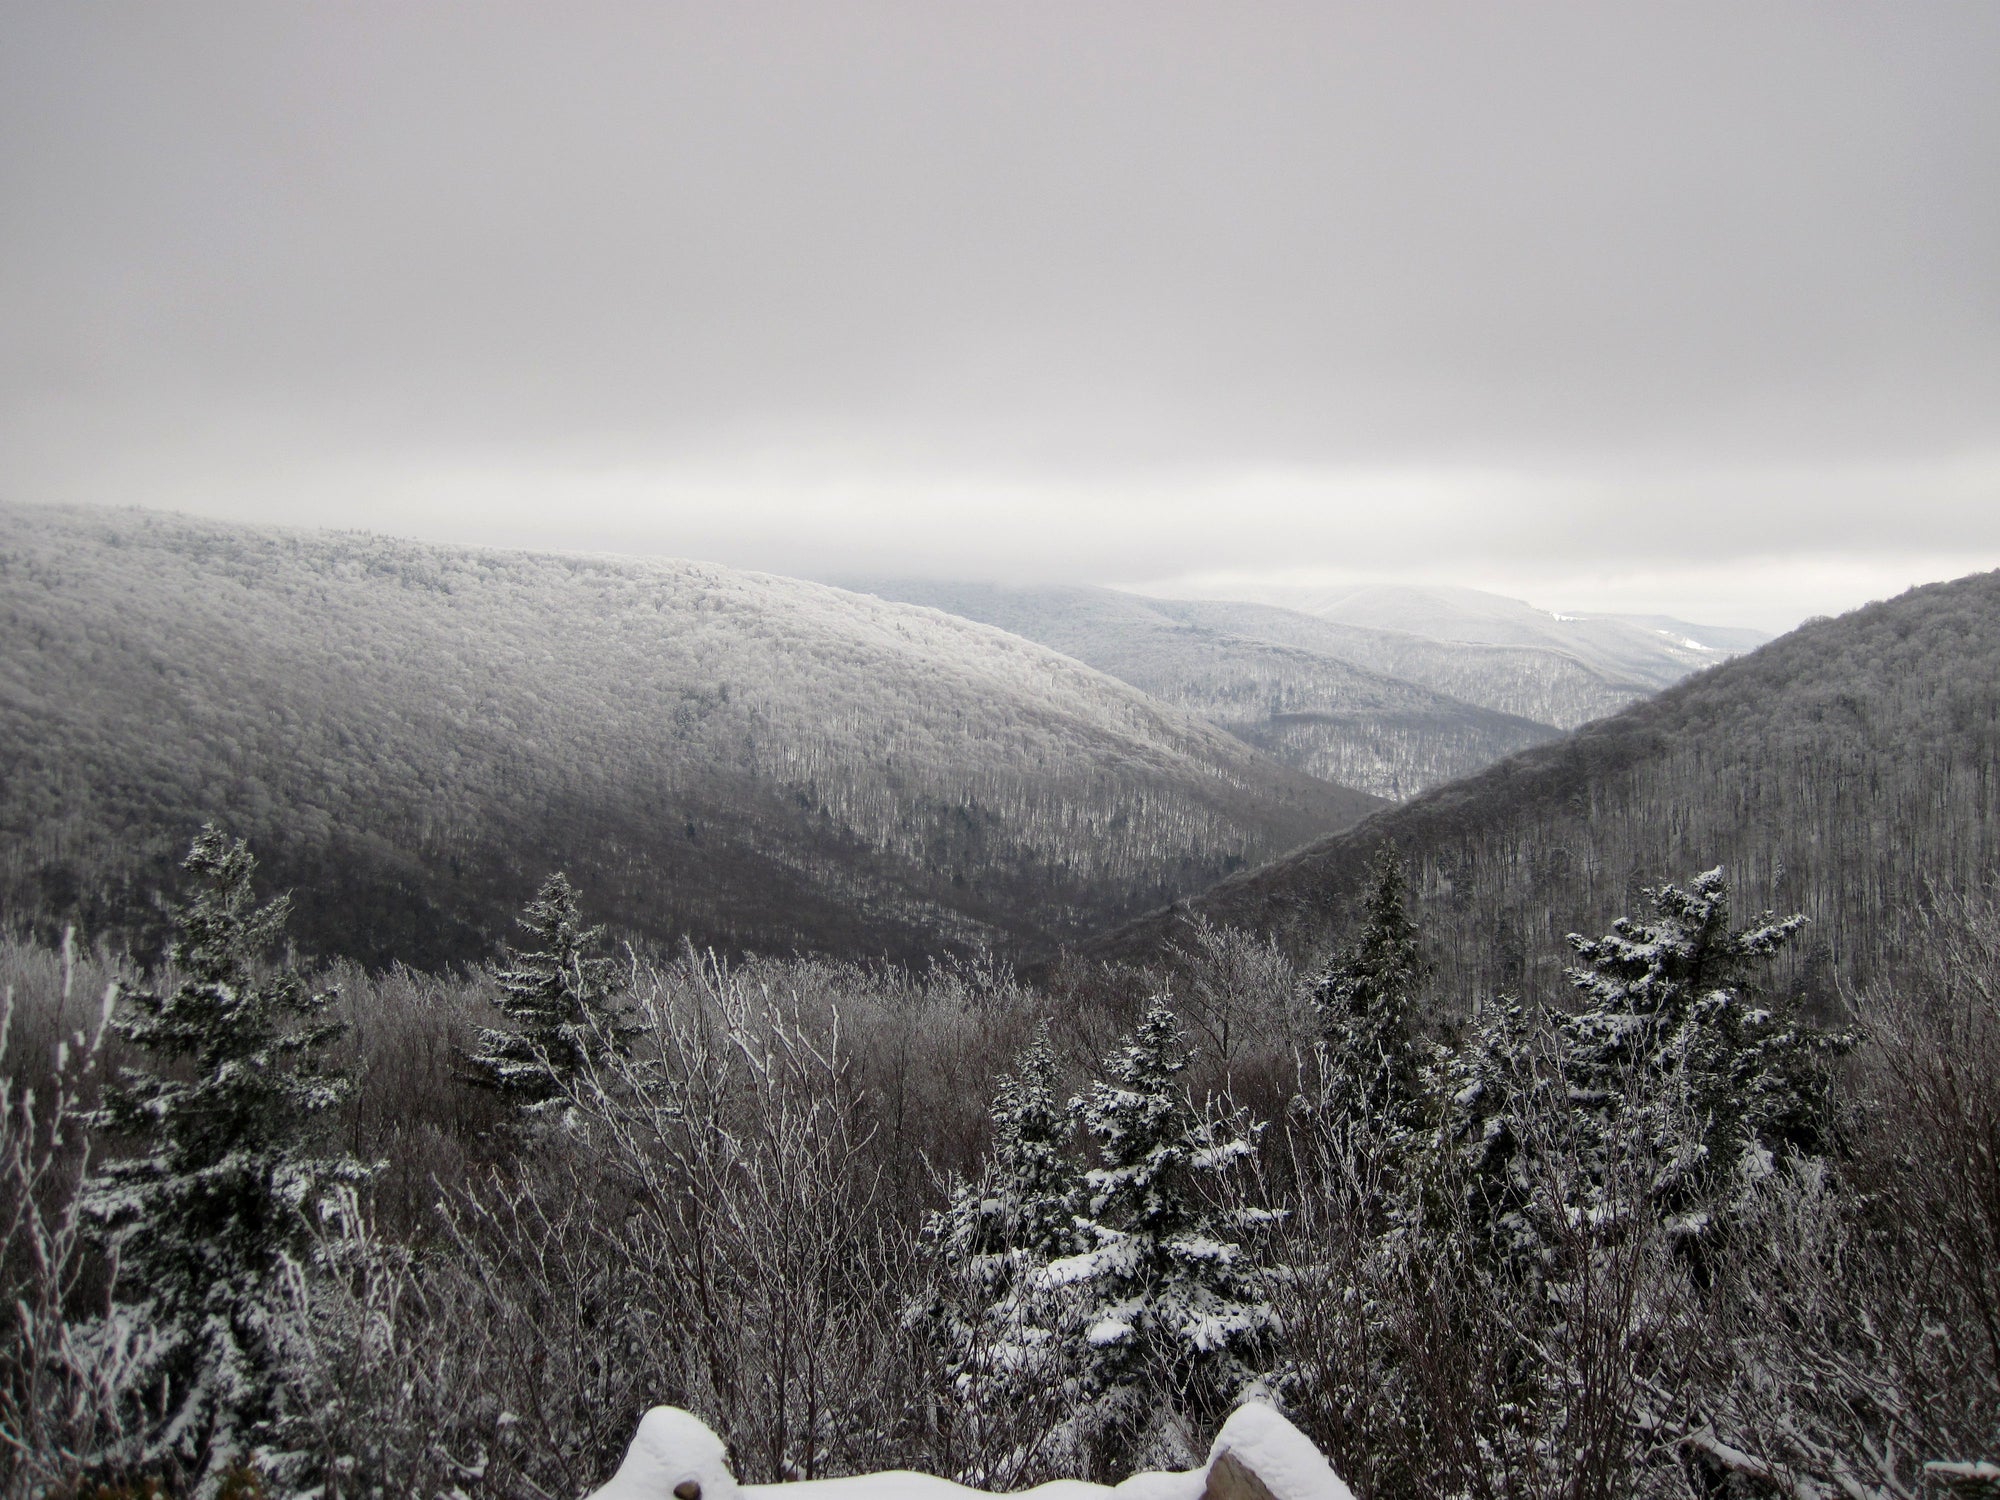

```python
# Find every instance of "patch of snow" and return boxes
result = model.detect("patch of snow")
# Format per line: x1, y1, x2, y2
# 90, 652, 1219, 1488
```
1103, 1468, 1205, 1500
1169, 1236, 1237, 1265
1039, 1249, 1103, 1287
1189, 1140, 1253, 1170
751, 1475, 1110, 1500
589, 1403, 1357, 1500
1926, 1462, 2000, 1484
1087, 1315, 1135, 1346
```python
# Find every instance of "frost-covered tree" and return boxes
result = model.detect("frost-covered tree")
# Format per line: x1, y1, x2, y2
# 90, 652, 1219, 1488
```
1559, 866, 1855, 1227
932, 1021, 1079, 1294
1052, 999, 1276, 1475
1310, 842, 1429, 1135
81, 826, 368, 1491
922, 1023, 1082, 1475
1422, 991, 1558, 1265
467, 872, 633, 1113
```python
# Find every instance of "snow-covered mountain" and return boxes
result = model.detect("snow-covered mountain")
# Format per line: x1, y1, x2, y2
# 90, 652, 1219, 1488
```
839, 581, 1562, 800
1127, 597, 1656, 731
0, 503, 1381, 967
1150, 581, 1768, 722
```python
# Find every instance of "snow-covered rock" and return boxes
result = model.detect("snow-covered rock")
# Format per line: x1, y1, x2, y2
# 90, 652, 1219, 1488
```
587, 1407, 747, 1500
1201, 1402, 1356, 1500
586, 1403, 1353, 1500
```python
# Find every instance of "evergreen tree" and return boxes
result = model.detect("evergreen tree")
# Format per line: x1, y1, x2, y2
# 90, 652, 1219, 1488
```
924, 1023, 1081, 1451
467, 872, 633, 1114
1052, 1000, 1275, 1475
934, 1021, 1078, 1285
1559, 866, 1855, 1224
1422, 870, 1855, 1267
81, 826, 367, 1490
1311, 843, 1427, 1132
1423, 991, 1558, 1266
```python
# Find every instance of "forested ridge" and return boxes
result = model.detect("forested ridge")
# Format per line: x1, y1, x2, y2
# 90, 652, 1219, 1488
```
0, 502, 1381, 967
1094, 569, 2000, 1007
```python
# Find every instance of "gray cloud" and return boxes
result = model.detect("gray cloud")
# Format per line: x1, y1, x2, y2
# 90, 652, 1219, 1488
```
3, 1, 1996, 629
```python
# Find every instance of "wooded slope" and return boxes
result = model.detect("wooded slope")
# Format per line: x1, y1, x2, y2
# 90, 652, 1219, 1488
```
0, 503, 1381, 966
1090, 571, 2000, 1007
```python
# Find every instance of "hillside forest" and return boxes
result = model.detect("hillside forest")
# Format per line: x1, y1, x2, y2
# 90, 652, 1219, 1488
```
1, 828, 1994, 1498
1100, 570, 2000, 1016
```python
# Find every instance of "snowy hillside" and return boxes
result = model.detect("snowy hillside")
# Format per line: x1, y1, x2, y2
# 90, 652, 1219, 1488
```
1133, 596, 1657, 730
840, 580, 1560, 798
0, 502, 1380, 966
1161, 581, 1767, 698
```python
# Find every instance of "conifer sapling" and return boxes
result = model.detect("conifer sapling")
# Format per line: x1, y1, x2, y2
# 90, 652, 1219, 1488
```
1312, 842, 1428, 1134
467, 871, 634, 1115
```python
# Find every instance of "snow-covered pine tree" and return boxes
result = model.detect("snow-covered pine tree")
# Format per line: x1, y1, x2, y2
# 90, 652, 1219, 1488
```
1051, 999, 1276, 1476
467, 871, 633, 1115
1559, 866, 1855, 1227
1309, 842, 1429, 1137
81, 826, 369, 1492
933, 1020, 1078, 1298
923, 1022, 1081, 1472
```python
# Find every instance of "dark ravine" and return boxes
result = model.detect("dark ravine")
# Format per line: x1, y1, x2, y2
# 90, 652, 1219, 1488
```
1085, 570, 2000, 1010
0, 502, 1384, 968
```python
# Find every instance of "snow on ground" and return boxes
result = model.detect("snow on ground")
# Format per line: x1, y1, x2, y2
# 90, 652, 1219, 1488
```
587, 1403, 1355, 1500
749, 1475, 1110, 1500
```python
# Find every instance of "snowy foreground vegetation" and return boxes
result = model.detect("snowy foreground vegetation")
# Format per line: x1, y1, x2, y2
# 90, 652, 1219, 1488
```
2, 833, 1998, 1496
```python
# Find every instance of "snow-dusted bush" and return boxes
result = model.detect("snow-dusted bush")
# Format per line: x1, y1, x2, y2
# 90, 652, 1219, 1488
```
1677, 887, 2000, 1496
0, 936, 129, 1490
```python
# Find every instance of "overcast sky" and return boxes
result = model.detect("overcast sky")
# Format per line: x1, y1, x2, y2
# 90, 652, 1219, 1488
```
4, 2, 1996, 631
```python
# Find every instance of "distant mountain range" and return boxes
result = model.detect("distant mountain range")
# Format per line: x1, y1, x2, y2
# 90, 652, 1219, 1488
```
0, 503, 1382, 967
1169, 580, 1767, 681
840, 579, 1769, 800
1089, 571, 2000, 1010
1147, 581, 1770, 724
1130, 597, 1692, 731
840, 581, 1565, 800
